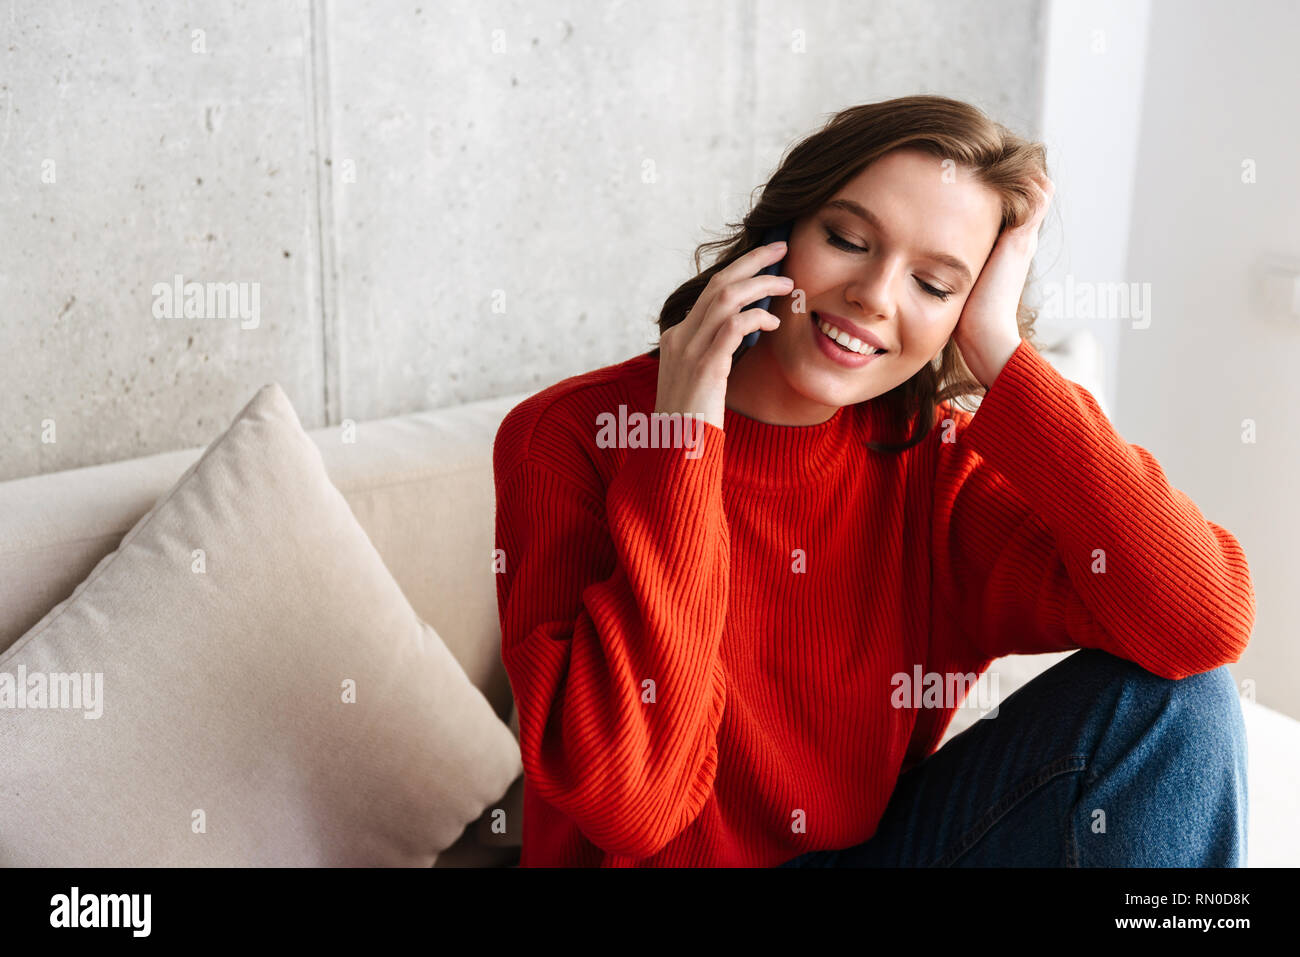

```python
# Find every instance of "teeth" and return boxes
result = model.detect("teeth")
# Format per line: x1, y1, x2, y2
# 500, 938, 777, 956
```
817, 317, 882, 356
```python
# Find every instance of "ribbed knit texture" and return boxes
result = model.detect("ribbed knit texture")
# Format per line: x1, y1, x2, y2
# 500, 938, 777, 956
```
492, 339, 1256, 867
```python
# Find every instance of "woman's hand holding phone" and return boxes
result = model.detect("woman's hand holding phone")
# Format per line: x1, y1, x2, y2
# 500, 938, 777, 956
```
654, 241, 792, 432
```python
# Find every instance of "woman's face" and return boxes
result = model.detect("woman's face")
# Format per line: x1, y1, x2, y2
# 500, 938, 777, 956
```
731, 147, 1005, 424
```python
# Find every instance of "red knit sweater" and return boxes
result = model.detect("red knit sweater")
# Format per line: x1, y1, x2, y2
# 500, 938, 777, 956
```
492, 339, 1255, 867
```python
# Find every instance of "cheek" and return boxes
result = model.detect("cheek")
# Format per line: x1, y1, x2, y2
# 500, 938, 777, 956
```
899, 313, 957, 357
783, 244, 838, 298
773, 260, 821, 322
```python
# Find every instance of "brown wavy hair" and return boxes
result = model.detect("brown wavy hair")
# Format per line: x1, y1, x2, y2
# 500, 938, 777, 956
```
646, 94, 1050, 454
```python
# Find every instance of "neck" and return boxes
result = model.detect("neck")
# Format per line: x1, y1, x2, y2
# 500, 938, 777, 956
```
725, 341, 841, 427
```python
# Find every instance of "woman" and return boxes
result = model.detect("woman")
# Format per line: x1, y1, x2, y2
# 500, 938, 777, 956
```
492, 95, 1254, 867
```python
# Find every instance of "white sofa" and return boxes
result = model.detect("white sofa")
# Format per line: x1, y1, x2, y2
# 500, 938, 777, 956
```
2, 336, 1294, 866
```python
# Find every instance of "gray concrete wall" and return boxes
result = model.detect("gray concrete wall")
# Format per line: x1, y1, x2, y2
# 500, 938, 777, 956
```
0, 0, 1044, 481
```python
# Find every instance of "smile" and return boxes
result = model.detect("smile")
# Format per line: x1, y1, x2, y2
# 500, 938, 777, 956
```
810, 312, 888, 367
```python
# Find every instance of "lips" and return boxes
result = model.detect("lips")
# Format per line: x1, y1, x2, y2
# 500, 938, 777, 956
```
809, 312, 886, 366
813, 311, 889, 352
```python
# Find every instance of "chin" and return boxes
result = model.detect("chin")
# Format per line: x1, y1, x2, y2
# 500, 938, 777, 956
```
789, 373, 881, 410
773, 347, 908, 408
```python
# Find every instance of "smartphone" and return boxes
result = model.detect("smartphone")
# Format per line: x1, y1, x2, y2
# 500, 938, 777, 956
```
734, 221, 794, 361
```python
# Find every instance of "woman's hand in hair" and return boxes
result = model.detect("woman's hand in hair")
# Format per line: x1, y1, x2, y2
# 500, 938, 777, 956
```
952, 169, 1055, 388
653, 241, 792, 432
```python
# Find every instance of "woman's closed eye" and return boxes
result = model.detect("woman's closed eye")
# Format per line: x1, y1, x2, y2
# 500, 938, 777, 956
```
822, 227, 953, 302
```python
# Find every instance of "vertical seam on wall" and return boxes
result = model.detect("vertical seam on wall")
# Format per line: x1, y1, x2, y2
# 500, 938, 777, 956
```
308, 0, 341, 426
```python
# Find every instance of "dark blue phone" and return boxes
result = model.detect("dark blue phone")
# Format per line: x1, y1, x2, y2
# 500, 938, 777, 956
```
734, 221, 794, 361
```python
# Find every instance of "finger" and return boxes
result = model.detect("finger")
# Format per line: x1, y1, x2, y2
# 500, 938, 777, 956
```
711, 240, 788, 292
708, 306, 782, 359
682, 242, 786, 341
679, 240, 787, 352
692, 274, 794, 354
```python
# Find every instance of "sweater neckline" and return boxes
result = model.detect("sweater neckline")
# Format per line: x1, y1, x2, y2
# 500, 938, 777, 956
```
720, 400, 870, 488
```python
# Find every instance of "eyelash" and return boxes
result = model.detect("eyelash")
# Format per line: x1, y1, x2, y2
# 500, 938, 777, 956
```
823, 227, 952, 302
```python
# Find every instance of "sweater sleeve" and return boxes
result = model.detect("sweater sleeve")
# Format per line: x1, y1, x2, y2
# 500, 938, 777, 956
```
493, 407, 730, 860
930, 339, 1255, 681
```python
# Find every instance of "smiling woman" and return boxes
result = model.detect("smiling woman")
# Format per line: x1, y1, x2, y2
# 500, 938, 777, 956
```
494, 94, 1255, 869
650, 94, 1050, 450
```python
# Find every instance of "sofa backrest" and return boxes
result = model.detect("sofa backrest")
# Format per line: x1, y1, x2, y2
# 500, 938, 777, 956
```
0, 388, 539, 726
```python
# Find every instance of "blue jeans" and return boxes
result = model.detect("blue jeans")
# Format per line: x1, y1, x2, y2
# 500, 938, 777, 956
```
779, 648, 1248, 867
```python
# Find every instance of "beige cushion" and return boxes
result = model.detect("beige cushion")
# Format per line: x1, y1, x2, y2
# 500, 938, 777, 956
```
0, 389, 539, 733
0, 383, 522, 866
474, 705, 524, 849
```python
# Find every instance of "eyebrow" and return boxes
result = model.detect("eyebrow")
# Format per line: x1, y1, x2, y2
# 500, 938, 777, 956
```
822, 198, 974, 287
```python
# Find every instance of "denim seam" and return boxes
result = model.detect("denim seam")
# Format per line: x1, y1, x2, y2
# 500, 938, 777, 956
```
932, 754, 1089, 867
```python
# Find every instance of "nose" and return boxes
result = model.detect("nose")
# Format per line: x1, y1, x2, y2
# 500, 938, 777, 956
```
842, 258, 901, 323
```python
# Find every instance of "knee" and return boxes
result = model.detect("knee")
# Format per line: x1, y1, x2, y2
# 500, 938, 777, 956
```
1073, 651, 1247, 755
1163, 663, 1247, 754
1113, 656, 1247, 763
1069, 657, 1249, 866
